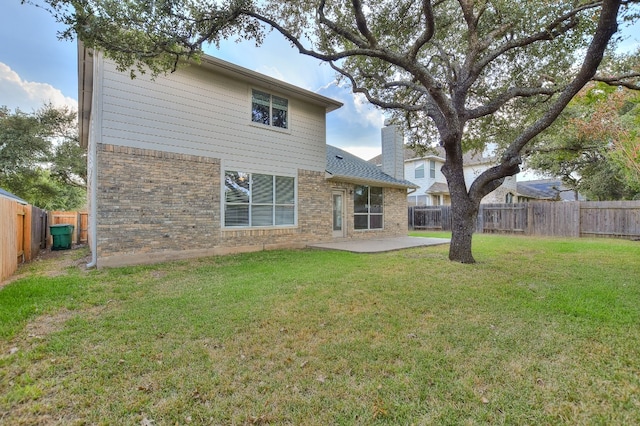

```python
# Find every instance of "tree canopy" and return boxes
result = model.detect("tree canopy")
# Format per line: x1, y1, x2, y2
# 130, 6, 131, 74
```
0, 104, 86, 210
527, 82, 640, 200
41, 0, 640, 262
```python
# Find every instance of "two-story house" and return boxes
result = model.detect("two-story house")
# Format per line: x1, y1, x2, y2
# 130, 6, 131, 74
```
78, 44, 417, 268
370, 125, 518, 206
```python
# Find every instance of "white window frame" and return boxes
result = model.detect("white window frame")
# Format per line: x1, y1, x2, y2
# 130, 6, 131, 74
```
223, 170, 296, 228
251, 89, 289, 129
354, 185, 383, 230
429, 160, 436, 178
415, 162, 425, 179
505, 192, 514, 204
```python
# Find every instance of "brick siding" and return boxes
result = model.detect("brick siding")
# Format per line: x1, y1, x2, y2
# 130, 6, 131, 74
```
96, 144, 409, 266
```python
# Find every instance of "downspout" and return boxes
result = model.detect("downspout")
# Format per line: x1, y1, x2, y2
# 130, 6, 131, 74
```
86, 134, 98, 268
79, 42, 98, 268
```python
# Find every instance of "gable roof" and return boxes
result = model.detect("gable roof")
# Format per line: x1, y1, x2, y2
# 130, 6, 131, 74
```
77, 42, 343, 148
326, 145, 418, 189
425, 182, 450, 194
0, 188, 28, 204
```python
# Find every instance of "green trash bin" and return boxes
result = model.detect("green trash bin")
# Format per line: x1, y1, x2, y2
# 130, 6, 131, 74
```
50, 224, 74, 250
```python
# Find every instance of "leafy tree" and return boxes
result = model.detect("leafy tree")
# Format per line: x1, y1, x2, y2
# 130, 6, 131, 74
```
42, 0, 640, 262
527, 82, 640, 200
0, 104, 86, 209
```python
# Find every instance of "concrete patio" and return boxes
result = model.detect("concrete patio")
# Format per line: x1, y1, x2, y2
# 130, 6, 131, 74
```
308, 236, 450, 253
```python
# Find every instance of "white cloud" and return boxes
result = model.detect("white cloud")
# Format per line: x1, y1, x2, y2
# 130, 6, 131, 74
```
0, 62, 77, 112
341, 144, 381, 161
352, 92, 385, 129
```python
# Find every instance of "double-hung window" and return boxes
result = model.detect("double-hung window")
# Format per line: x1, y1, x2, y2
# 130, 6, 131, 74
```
415, 162, 425, 179
429, 160, 436, 178
224, 171, 295, 227
251, 89, 288, 129
354, 185, 383, 230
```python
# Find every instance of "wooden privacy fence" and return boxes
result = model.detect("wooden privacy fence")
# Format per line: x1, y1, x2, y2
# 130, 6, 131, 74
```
1, 205, 88, 284
48, 211, 88, 246
1, 198, 47, 283
409, 200, 640, 239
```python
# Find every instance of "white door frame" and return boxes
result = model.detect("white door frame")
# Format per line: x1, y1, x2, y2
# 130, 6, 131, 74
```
332, 190, 346, 238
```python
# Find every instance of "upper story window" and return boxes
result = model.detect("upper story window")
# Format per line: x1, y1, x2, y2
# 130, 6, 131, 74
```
505, 192, 514, 204
414, 162, 425, 179
429, 160, 436, 178
251, 89, 288, 129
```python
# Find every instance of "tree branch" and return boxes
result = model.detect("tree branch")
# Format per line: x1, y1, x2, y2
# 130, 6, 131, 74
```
469, 0, 622, 201
316, 0, 369, 48
329, 62, 426, 112
408, 0, 436, 60
466, 85, 560, 119
592, 72, 640, 89
351, 0, 377, 46
471, 2, 601, 79
243, 7, 459, 130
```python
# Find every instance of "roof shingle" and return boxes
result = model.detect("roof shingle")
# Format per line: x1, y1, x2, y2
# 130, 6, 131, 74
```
326, 145, 418, 189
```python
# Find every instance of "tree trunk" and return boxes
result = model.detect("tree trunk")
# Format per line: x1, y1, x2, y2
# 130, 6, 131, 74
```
449, 198, 478, 263
441, 134, 480, 263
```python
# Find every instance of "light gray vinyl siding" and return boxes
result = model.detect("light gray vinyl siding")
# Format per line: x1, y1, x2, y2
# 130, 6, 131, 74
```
98, 59, 327, 174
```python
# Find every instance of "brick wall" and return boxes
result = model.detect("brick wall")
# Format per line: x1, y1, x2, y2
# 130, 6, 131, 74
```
96, 144, 220, 260
96, 144, 409, 267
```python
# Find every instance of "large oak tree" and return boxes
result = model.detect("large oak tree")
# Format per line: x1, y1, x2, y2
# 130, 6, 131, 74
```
42, 0, 640, 262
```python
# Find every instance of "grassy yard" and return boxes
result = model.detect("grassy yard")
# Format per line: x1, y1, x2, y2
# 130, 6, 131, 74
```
1, 233, 639, 424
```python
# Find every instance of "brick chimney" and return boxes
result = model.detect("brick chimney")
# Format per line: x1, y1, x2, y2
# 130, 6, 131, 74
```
381, 120, 405, 180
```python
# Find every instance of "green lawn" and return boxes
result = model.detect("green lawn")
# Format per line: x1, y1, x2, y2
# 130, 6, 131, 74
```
1, 234, 639, 424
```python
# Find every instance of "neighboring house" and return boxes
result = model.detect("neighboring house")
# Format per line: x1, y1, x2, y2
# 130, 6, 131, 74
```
78, 44, 416, 268
369, 129, 517, 206
516, 179, 585, 202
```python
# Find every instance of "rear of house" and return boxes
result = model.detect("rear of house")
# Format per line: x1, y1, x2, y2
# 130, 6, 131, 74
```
79, 45, 415, 267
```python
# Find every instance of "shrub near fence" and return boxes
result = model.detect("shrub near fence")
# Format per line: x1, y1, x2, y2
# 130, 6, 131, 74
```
409, 200, 640, 239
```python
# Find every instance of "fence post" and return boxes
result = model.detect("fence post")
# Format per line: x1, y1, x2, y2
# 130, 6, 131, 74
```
23, 205, 32, 262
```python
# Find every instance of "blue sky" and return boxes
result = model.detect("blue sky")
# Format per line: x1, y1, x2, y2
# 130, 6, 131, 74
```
1, 1, 639, 162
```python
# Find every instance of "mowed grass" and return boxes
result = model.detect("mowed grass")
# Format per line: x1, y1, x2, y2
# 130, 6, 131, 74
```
1, 234, 639, 424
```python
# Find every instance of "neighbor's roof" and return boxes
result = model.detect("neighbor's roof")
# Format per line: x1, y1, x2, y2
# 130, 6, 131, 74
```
326, 145, 418, 189
517, 179, 583, 201
424, 182, 450, 194
77, 42, 343, 148
0, 188, 28, 204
